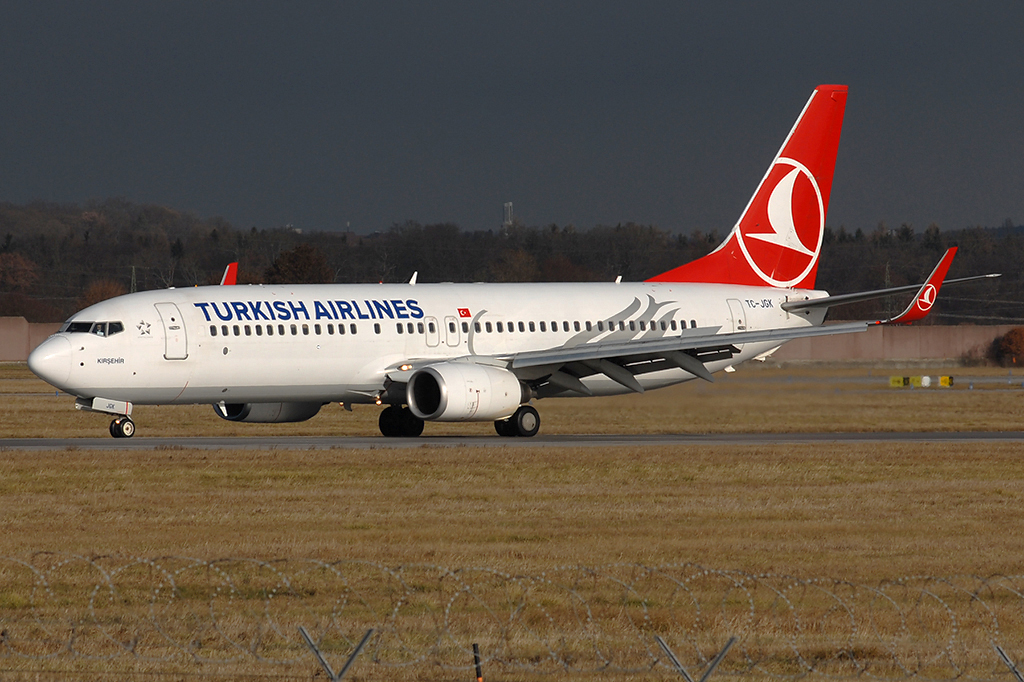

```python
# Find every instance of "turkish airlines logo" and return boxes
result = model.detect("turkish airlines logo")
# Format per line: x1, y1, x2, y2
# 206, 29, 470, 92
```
916, 284, 937, 312
736, 158, 824, 287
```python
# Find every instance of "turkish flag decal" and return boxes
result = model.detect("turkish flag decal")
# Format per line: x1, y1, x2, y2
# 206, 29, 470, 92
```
458, 308, 471, 318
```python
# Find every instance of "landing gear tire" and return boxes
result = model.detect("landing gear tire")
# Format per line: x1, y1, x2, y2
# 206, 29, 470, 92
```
494, 417, 516, 437
495, 405, 540, 438
379, 405, 424, 437
512, 405, 540, 437
110, 416, 135, 438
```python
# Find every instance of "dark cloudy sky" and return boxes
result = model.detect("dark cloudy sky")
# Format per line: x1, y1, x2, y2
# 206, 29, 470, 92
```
1, 2, 1022, 234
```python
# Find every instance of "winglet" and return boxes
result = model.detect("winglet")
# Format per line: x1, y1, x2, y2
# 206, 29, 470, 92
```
882, 247, 957, 325
220, 262, 238, 286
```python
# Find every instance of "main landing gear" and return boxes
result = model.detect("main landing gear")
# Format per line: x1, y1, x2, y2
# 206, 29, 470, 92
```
109, 416, 135, 438
378, 405, 425, 437
494, 405, 540, 438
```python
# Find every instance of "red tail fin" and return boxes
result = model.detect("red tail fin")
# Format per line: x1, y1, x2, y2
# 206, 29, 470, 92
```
649, 84, 848, 288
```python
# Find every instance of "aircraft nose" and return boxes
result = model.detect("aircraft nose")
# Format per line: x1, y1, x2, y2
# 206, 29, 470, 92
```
28, 335, 72, 388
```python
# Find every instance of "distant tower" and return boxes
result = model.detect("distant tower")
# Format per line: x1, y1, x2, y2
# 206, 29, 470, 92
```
503, 202, 513, 227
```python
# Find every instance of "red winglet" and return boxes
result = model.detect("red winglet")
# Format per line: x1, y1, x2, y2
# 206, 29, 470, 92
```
882, 247, 957, 325
220, 262, 238, 286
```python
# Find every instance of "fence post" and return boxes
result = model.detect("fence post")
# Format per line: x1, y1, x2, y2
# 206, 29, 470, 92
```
298, 627, 374, 682
656, 635, 736, 682
996, 645, 1024, 682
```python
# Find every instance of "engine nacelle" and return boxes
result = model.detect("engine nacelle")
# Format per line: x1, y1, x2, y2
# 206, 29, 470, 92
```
407, 363, 524, 421
215, 402, 323, 423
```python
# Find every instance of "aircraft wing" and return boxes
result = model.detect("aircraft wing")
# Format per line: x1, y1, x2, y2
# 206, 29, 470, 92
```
507, 322, 869, 372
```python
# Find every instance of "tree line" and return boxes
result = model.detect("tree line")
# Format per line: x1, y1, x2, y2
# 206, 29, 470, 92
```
0, 198, 1018, 325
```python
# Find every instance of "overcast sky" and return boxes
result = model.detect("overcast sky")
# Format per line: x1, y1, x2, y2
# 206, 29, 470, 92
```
1, 2, 1022, 234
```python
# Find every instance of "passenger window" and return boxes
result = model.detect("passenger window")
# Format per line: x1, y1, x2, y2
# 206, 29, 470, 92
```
290, 324, 298, 335
529, 321, 535, 332
278, 324, 285, 335
485, 322, 492, 333
496, 322, 503, 333
233, 325, 240, 336
629, 321, 636, 331
327, 324, 334, 335
244, 325, 251, 336
267, 325, 274, 336
418, 322, 425, 334
338, 324, 345, 335
639, 321, 646, 331
474, 322, 481, 332
461, 322, 468, 333
671, 320, 677, 331
429, 322, 436, 333
562, 321, 569, 332
108, 322, 124, 335
551, 321, 558, 331
314, 324, 321, 335
210, 325, 217, 336
597, 321, 604, 332
539, 321, 546, 332
690, 319, 697, 328
222, 325, 229, 336
507, 322, 514, 333
302, 324, 309, 335
585, 321, 592, 331
409, 323, 416, 334
256, 325, 263, 336
350, 324, 357, 335
373, 323, 380, 334
450, 322, 457, 333
618, 321, 625, 331
397, 323, 404, 334
573, 321, 580, 332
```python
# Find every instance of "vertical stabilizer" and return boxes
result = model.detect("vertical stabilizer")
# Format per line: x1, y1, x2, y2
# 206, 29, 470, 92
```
648, 84, 847, 288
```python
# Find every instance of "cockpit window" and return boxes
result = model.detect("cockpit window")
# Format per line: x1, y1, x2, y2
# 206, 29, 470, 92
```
63, 321, 93, 333
60, 320, 124, 336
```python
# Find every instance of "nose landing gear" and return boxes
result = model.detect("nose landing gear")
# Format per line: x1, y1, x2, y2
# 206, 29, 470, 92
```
109, 416, 135, 438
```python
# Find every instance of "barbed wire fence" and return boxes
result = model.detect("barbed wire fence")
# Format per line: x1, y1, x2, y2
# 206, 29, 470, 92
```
0, 553, 1022, 680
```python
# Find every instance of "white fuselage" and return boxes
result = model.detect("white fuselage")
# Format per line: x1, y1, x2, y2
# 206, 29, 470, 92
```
32, 280, 826, 407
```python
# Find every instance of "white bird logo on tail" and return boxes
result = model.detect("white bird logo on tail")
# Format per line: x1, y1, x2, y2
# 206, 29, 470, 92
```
747, 167, 816, 257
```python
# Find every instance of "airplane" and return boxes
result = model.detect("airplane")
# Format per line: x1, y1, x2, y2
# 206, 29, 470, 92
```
27, 84, 997, 439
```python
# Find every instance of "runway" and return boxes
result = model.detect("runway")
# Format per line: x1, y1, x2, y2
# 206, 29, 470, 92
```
3, 431, 1024, 450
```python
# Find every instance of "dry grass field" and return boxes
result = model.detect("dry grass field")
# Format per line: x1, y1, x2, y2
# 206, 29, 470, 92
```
1, 362, 1023, 680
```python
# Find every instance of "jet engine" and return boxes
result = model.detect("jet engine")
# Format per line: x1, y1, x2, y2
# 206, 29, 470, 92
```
214, 402, 323, 423
406, 362, 525, 421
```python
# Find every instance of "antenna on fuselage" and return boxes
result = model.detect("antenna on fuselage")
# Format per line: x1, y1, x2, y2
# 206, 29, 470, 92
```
409, 271, 418, 286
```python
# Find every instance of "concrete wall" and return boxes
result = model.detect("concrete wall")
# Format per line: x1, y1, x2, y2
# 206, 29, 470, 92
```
770, 324, 1013, 362
0, 317, 61, 362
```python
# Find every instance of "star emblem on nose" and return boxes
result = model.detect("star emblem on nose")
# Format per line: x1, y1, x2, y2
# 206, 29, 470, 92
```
137, 320, 151, 335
